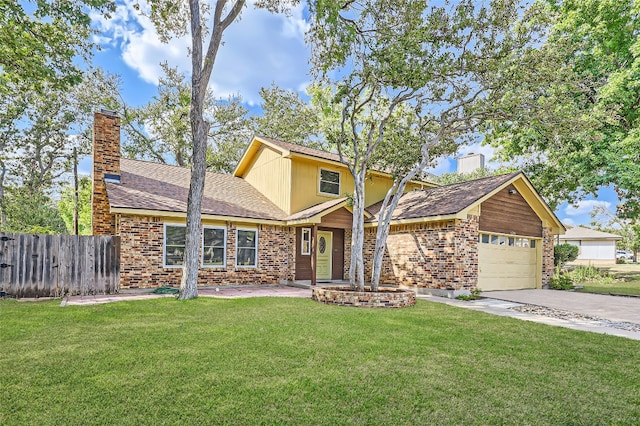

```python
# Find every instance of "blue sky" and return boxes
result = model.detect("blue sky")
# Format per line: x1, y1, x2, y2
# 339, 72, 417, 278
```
82, 0, 618, 228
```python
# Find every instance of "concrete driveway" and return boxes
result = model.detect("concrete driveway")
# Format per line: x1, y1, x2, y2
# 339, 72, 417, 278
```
483, 289, 640, 325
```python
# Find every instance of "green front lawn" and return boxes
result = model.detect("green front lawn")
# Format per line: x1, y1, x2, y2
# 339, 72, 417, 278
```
1, 297, 639, 425
573, 264, 640, 296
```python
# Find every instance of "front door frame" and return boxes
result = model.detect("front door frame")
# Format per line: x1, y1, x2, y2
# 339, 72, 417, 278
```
315, 230, 333, 281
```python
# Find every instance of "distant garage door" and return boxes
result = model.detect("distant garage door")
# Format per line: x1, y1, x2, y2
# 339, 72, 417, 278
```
478, 233, 539, 291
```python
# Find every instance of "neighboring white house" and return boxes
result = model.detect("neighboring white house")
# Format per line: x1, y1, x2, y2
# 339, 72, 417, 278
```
559, 225, 622, 264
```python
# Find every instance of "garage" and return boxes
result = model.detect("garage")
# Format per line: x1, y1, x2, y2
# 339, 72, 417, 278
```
476, 181, 545, 291
477, 233, 540, 290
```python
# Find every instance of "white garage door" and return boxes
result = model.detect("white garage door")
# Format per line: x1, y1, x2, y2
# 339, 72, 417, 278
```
478, 233, 539, 291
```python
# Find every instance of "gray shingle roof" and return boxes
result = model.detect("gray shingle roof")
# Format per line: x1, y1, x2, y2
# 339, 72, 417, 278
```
256, 135, 342, 163
559, 226, 622, 240
285, 198, 348, 221
106, 158, 287, 221
366, 172, 520, 222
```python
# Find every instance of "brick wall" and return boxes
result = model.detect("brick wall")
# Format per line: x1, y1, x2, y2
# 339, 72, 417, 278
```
118, 215, 295, 288
542, 226, 554, 287
349, 217, 479, 291
92, 111, 120, 236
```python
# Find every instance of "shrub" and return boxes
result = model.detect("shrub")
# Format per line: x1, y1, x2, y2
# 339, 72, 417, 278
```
456, 288, 482, 301
567, 265, 617, 285
569, 265, 604, 282
550, 273, 574, 290
554, 244, 579, 266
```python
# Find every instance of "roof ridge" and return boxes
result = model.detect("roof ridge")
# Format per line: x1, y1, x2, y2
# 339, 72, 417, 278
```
436, 171, 521, 190
121, 157, 239, 179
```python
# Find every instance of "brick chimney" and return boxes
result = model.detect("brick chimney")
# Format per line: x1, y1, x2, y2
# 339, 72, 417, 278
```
91, 110, 121, 235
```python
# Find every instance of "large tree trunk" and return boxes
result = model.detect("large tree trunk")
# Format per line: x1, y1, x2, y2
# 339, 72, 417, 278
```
179, 0, 245, 300
349, 168, 366, 291
179, 0, 208, 300
179, 110, 208, 300
371, 144, 433, 290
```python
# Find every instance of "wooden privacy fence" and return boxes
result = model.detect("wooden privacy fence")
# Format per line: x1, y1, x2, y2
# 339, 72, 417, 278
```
0, 233, 120, 298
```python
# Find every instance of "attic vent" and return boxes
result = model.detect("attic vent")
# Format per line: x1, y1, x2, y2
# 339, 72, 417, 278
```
104, 173, 121, 184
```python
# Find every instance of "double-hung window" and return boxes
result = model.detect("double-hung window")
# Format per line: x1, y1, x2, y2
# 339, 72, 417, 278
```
319, 168, 340, 196
164, 224, 186, 267
236, 229, 258, 267
203, 227, 226, 267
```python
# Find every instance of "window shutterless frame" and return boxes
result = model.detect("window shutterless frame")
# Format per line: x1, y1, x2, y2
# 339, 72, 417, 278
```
202, 226, 226, 268
235, 228, 258, 268
164, 223, 186, 268
301, 228, 311, 255
318, 168, 341, 196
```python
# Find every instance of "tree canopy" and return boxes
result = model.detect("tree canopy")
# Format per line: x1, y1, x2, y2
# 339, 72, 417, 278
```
0, 68, 118, 233
309, 0, 544, 290
486, 0, 640, 217
0, 0, 114, 95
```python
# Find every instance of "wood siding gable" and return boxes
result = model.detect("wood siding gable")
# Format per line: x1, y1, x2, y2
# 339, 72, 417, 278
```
479, 185, 543, 237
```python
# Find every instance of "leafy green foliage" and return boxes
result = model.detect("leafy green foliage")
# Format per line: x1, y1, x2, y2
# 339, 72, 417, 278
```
1, 187, 66, 234
569, 265, 616, 284
121, 64, 252, 173
433, 167, 518, 185
252, 83, 327, 149
575, 264, 640, 296
0, 0, 114, 95
549, 273, 574, 290
590, 204, 640, 258
554, 243, 579, 267
141, 0, 299, 299
57, 177, 92, 235
456, 288, 482, 301
308, 0, 547, 289
0, 69, 120, 233
486, 0, 640, 217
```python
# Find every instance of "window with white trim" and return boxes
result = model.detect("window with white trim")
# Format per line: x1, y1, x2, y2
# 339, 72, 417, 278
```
319, 168, 340, 196
203, 227, 226, 267
301, 228, 311, 255
164, 224, 186, 267
236, 229, 258, 267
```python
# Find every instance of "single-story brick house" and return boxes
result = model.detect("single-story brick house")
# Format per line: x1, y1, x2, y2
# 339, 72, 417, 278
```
92, 110, 564, 295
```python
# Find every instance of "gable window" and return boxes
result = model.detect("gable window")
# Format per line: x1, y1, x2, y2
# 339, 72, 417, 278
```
203, 227, 226, 267
301, 228, 311, 255
319, 168, 340, 196
164, 224, 186, 267
236, 229, 258, 267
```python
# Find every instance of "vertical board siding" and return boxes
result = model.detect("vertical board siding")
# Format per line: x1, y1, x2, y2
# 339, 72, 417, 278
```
0, 233, 120, 298
479, 185, 543, 237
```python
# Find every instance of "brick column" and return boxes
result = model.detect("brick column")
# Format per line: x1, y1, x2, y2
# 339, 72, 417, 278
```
92, 110, 121, 235
542, 227, 555, 287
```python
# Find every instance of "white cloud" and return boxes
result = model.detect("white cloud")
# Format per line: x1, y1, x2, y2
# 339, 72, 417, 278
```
561, 217, 576, 227
564, 200, 612, 216
92, 1, 311, 104
426, 158, 454, 176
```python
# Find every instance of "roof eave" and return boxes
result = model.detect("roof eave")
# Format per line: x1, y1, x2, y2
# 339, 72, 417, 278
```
232, 135, 290, 177
364, 212, 464, 228
110, 207, 286, 226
